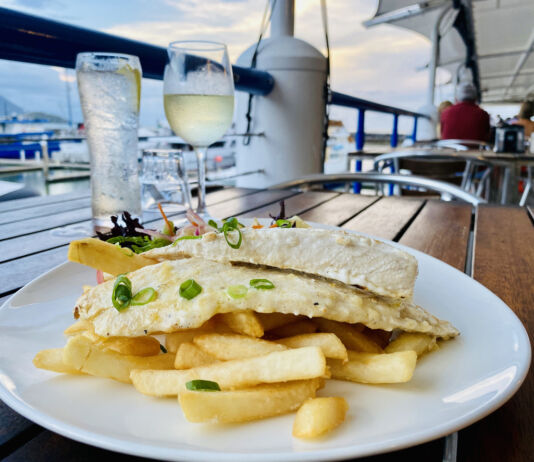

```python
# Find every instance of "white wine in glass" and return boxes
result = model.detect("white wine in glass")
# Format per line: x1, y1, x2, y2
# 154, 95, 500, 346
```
164, 41, 235, 217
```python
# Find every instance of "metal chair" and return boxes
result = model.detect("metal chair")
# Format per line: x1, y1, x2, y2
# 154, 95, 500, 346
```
373, 149, 493, 199
269, 173, 486, 206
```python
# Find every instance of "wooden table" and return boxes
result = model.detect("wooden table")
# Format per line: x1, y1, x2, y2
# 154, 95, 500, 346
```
0, 187, 532, 462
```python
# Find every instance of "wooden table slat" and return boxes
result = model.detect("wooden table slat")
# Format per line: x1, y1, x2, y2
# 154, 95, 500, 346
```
0, 401, 39, 459
0, 198, 91, 226
456, 205, 534, 462
342, 197, 425, 241
399, 200, 473, 272
0, 188, 257, 264
0, 208, 93, 241
238, 190, 338, 219
0, 191, 90, 214
298, 193, 378, 225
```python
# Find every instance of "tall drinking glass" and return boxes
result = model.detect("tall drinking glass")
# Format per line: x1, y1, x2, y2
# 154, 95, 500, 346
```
76, 52, 142, 231
163, 41, 234, 217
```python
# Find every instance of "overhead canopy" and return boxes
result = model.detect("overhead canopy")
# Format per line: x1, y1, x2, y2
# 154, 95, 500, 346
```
365, 0, 534, 104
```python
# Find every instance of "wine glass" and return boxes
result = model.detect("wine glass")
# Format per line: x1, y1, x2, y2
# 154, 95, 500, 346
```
163, 41, 235, 217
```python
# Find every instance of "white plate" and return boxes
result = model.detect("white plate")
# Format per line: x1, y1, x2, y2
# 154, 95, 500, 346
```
0, 227, 530, 461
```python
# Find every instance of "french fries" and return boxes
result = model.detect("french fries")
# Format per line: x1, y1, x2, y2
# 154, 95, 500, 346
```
293, 397, 348, 439
268, 319, 317, 338
175, 342, 219, 369
193, 333, 287, 360
131, 346, 326, 397
62, 335, 175, 383
179, 379, 322, 424
33, 348, 83, 374
219, 311, 264, 337
313, 318, 383, 353
328, 350, 417, 384
68, 238, 154, 276
385, 332, 438, 356
276, 333, 348, 361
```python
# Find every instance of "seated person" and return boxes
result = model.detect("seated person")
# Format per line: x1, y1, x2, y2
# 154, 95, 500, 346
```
512, 101, 534, 137
440, 82, 490, 142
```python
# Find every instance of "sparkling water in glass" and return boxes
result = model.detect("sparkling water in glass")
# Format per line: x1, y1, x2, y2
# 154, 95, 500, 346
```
76, 52, 142, 231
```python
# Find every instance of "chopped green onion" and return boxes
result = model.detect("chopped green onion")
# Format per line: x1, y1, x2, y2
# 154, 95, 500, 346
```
171, 235, 202, 246
223, 226, 242, 249
186, 379, 221, 392
208, 219, 219, 230
250, 279, 275, 290
131, 287, 157, 305
227, 284, 248, 299
112, 275, 132, 311
276, 219, 292, 228
179, 279, 202, 300
160, 344, 168, 353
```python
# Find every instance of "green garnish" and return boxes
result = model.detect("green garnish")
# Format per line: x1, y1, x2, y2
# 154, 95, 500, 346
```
160, 344, 168, 353
276, 219, 292, 228
111, 275, 158, 311
171, 235, 202, 246
112, 275, 132, 311
250, 279, 275, 290
107, 235, 171, 254
179, 279, 202, 300
227, 284, 248, 299
186, 379, 221, 391
131, 287, 157, 305
208, 217, 244, 249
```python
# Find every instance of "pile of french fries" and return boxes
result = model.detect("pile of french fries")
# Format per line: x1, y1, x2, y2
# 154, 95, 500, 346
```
34, 236, 440, 439
34, 305, 438, 439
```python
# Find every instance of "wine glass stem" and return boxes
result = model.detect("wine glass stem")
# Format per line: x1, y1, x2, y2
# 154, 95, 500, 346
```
195, 147, 208, 214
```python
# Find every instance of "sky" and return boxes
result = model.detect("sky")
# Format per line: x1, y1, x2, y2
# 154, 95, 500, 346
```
0, 0, 518, 134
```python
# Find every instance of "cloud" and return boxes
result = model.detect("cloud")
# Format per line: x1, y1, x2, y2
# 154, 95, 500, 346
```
0, 0, 445, 132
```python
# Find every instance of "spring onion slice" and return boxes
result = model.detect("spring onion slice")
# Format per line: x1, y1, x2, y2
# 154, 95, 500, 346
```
112, 275, 132, 311
186, 380, 221, 392
131, 287, 157, 305
250, 278, 275, 290
171, 235, 202, 246
276, 219, 292, 228
227, 284, 248, 299
223, 227, 242, 249
179, 279, 202, 300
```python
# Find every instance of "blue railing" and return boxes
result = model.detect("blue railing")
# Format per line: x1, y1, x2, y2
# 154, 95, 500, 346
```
0, 6, 429, 190
330, 93, 428, 192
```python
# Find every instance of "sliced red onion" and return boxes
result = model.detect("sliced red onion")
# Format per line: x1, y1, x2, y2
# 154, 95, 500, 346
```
96, 270, 104, 285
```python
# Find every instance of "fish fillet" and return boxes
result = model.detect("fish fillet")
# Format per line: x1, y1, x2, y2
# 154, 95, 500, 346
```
144, 228, 418, 299
75, 258, 458, 339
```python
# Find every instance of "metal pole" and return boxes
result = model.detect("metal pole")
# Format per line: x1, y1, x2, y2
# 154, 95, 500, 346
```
390, 114, 399, 148
353, 109, 366, 193
270, 0, 295, 37
427, 6, 452, 106
412, 117, 418, 143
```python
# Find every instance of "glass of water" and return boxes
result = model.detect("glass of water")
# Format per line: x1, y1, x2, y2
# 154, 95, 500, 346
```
76, 52, 142, 232
140, 149, 193, 213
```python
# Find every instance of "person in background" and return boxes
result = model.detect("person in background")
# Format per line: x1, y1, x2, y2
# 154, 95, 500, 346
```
436, 100, 453, 138
440, 82, 490, 142
512, 100, 534, 137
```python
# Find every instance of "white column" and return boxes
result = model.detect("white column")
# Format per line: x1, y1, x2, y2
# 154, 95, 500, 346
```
270, 0, 294, 38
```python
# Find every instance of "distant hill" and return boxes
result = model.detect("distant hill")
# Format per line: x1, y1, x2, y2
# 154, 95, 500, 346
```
0, 95, 23, 117
22, 112, 67, 123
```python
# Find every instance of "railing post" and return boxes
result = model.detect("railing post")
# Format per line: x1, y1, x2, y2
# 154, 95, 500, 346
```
390, 114, 399, 148
411, 116, 418, 143
353, 109, 366, 193
388, 114, 400, 195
